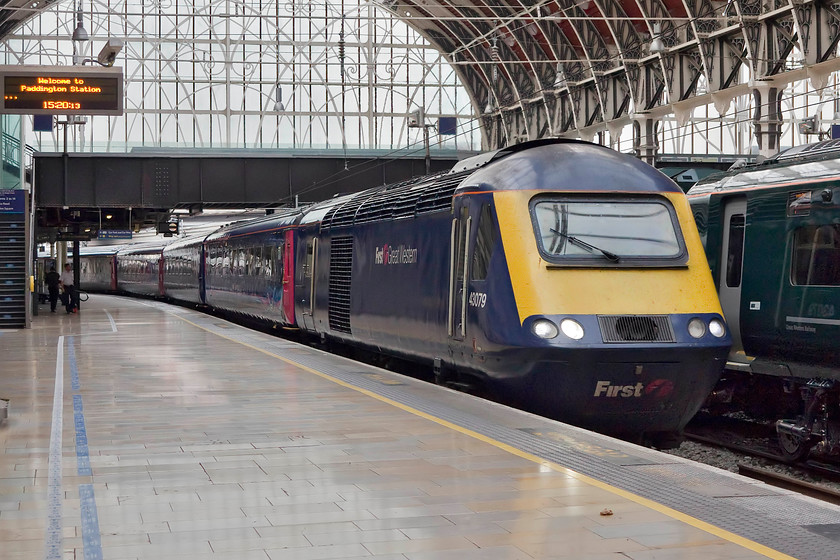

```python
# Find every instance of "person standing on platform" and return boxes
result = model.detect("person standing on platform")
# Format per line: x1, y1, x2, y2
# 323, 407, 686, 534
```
45, 265, 61, 313
59, 263, 77, 314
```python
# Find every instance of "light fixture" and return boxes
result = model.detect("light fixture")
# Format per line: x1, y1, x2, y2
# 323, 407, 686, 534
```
273, 84, 284, 112
72, 1, 88, 42
709, 319, 726, 338
553, 62, 568, 90
649, 23, 665, 55
484, 36, 500, 115
560, 319, 585, 340
531, 319, 559, 339
484, 96, 496, 114
688, 318, 706, 338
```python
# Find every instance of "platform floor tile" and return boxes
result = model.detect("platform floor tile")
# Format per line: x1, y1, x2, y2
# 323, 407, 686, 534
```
0, 295, 825, 559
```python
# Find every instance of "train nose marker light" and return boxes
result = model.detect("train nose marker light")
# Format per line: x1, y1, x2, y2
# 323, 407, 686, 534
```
709, 319, 726, 338
560, 319, 584, 340
688, 318, 706, 338
532, 319, 559, 339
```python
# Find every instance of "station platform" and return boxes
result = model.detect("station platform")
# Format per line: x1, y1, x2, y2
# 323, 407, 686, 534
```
2, 296, 840, 560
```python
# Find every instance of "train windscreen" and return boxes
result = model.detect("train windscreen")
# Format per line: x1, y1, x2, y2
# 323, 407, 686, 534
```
530, 197, 687, 266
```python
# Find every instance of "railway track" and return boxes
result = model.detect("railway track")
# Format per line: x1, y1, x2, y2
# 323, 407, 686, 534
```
681, 413, 840, 503
737, 464, 840, 505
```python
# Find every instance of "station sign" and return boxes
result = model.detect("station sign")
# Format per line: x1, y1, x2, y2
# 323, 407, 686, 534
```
0, 65, 123, 116
98, 230, 132, 239
0, 189, 25, 213
56, 231, 94, 242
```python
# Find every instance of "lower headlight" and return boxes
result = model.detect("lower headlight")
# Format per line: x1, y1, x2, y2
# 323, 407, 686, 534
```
560, 318, 585, 340
709, 319, 726, 338
687, 318, 706, 338
531, 319, 559, 339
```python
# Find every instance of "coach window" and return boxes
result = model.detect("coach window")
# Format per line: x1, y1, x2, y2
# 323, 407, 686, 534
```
471, 204, 496, 280
791, 225, 840, 286
725, 215, 745, 287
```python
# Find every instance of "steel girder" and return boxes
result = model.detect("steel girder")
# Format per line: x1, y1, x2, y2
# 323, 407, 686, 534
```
2, 0, 840, 150
380, 0, 840, 150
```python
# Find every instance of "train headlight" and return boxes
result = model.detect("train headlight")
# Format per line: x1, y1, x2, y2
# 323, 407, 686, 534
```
687, 318, 706, 338
560, 319, 585, 340
532, 319, 559, 339
709, 319, 726, 338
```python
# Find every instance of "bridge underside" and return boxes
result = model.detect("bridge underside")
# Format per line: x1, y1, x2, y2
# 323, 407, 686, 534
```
33, 150, 465, 240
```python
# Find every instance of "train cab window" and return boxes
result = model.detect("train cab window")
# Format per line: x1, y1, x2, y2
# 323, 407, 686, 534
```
530, 197, 687, 266
471, 204, 496, 280
791, 225, 840, 286
725, 215, 745, 288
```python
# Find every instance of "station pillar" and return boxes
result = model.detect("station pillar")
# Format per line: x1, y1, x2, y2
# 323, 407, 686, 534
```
751, 83, 784, 159
632, 115, 658, 166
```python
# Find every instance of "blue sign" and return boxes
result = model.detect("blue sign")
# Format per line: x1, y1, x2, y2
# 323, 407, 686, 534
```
33, 115, 54, 132
97, 230, 132, 239
832, 124, 840, 140
438, 117, 457, 136
0, 190, 25, 213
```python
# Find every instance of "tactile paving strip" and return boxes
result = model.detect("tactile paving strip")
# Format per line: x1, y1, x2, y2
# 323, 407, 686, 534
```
163, 302, 840, 560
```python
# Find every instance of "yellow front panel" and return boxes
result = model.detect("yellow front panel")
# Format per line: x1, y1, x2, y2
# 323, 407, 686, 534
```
493, 190, 723, 323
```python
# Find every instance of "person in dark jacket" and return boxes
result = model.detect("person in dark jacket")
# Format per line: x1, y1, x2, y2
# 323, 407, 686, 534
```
45, 266, 61, 313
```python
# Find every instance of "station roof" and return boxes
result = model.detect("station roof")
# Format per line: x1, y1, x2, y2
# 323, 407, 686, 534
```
4, 1, 840, 141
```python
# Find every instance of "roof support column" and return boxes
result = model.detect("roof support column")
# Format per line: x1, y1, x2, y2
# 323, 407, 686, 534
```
632, 115, 658, 166
751, 83, 784, 159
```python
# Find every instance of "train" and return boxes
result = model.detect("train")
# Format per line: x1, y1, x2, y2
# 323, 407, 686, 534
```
78, 139, 731, 446
688, 139, 840, 460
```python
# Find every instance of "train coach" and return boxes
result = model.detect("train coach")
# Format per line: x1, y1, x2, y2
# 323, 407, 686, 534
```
78, 245, 123, 292
689, 140, 840, 460
115, 242, 168, 298
84, 139, 730, 446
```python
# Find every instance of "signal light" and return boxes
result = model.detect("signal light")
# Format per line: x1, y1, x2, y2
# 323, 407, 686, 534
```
157, 219, 179, 236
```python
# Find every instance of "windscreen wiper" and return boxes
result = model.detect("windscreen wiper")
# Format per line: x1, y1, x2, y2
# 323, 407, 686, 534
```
550, 228, 621, 263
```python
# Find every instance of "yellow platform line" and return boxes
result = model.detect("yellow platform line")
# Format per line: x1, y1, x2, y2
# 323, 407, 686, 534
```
172, 312, 798, 560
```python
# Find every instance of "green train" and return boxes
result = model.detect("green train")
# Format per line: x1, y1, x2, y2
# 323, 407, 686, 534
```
688, 140, 840, 461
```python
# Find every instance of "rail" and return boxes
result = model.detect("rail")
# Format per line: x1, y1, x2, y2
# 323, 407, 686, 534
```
737, 463, 840, 506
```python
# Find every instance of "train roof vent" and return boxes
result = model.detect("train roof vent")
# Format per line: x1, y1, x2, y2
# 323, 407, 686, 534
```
774, 139, 840, 161
354, 181, 419, 224
415, 171, 470, 214
321, 189, 383, 229
598, 315, 675, 343
391, 189, 420, 219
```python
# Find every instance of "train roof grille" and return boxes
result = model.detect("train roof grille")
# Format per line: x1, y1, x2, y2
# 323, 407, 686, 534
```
773, 139, 840, 162
320, 170, 470, 229
415, 172, 469, 214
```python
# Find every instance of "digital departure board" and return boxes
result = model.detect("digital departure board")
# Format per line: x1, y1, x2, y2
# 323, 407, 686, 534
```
0, 65, 123, 116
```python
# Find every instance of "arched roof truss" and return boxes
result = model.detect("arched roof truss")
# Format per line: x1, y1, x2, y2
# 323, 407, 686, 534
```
1, 0, 840, 149
380, 0, 840, 147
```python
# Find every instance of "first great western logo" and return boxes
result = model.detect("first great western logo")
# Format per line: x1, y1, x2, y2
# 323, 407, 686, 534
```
374, 244, 418, 265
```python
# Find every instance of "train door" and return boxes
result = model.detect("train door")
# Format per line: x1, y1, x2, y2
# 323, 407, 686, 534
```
718, 198, 746, 352
282, 230, 295, 325
157, 254, 165, 296
110, 256, 117, 291
448, 206, 471, 342
299, 237, 318, 331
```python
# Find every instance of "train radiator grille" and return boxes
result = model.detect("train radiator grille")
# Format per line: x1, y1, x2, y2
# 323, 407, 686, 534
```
597, 315, 675, 343
329, 236, 354, 334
